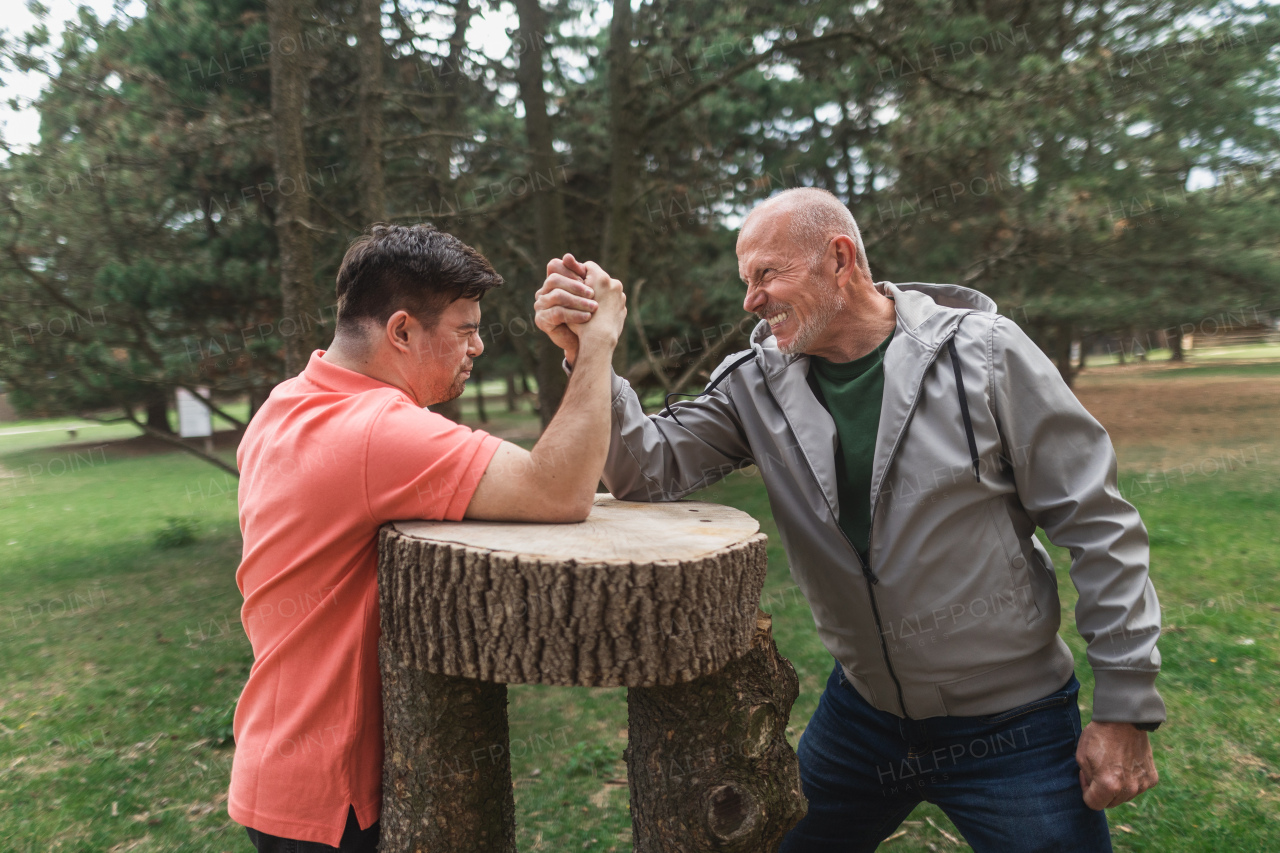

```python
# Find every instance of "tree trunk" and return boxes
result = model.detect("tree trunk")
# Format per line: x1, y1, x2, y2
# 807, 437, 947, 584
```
505, 372, 518, 412
355, 0, 387, 224
513, 0, 569, 427
432, 396, 462, 423
473, 368, 487, 423
145, 391, 172, 433
627, 611, 806, 853
1169, 328, 1185, 361
603, 0, 635, 375
423, 0, 472, 201
1054, 322, 1076, 388
379, 664, 516, 853
376, 496, 804, 851
248, 386, 267, 420
267, 0, 320, 376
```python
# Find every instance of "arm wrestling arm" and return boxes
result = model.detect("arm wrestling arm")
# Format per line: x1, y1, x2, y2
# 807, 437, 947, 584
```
465, 264, 624, 522
534, 259, 754, 502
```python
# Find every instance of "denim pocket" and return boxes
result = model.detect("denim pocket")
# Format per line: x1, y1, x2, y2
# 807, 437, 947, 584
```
981, 678, 1078, 725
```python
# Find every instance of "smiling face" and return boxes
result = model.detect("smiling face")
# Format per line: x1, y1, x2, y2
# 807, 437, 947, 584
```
737, 208, 846, 355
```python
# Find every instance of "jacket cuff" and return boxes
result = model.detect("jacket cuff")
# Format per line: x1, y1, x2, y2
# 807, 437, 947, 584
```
562, 357, 627, 400
1090, 669, 1166, 724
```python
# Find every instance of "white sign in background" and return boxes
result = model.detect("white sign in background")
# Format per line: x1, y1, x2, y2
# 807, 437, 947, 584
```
176, 387, 213, 438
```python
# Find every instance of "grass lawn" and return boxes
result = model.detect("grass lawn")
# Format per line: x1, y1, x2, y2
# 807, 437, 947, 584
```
1, 364, 1278, 852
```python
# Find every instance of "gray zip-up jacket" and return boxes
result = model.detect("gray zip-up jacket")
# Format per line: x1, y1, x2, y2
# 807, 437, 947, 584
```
598, 281, 1165, 723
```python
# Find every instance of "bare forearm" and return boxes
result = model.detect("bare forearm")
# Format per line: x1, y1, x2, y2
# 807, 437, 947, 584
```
529, 334, 615, 514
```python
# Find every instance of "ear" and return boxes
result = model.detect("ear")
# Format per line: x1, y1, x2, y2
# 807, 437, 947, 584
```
831, 235, 859, 288
384, 310, 414, 354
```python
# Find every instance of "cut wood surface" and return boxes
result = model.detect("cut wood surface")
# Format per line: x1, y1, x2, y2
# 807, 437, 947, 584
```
392, 494, 760, 562
379, 494, 768, 688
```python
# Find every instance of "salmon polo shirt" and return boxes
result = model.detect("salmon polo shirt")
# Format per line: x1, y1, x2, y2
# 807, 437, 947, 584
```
229, 350, 501, 845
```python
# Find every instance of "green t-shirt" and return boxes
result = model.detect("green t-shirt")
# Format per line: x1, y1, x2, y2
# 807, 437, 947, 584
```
806, 329, 895, 566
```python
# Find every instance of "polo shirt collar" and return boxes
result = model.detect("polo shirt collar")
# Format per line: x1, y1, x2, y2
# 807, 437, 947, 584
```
303, 350, 409, 398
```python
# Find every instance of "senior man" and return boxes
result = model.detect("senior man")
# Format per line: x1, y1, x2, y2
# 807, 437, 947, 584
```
534, 188, 1163, 852
229, 224, 625, 852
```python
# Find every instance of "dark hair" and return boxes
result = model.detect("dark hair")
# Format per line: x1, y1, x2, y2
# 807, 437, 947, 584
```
335, 223, 503, 331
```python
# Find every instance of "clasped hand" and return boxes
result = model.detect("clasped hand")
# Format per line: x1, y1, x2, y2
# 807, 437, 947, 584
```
534, 254, 624, 364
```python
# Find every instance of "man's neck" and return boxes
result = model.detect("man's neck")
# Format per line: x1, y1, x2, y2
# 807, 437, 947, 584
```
322, 336, 414, 399
805, 281, 898, 363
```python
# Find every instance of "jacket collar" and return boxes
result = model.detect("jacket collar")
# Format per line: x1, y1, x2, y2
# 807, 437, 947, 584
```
747, 281, 997, 521
747, 280, 998, 373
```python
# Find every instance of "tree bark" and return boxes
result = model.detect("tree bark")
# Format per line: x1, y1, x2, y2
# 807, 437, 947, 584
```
513, 0, 569, 426
377, 502, 767, 687
145, 391, 172, 433
431, 396, 463, 423
1054, 321, 1076, 387
602, 0, 635, 375
627, 611, 807, 853
355, 0, 387, 224
474, 367, 487, 422
1169, 327, 1185, 361
376, 496, 803, 852
505, 371, 518, 412
379, 662, 516, 853
267, 0, 320, 376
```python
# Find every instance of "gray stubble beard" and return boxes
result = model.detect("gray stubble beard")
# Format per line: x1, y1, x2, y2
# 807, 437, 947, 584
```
777, 280, 845, 356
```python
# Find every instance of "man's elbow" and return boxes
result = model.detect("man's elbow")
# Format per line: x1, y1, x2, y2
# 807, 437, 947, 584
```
523, 486, 595, 523
556, 492, 595, 523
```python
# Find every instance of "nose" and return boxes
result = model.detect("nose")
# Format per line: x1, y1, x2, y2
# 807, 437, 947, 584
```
743, 281, 765, 314
469, 331, 484, 358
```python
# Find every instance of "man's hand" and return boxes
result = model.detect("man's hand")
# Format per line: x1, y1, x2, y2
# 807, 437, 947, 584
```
569, 261, 626, 349
535, 253, 599, 366
1076, 721, 1159, 810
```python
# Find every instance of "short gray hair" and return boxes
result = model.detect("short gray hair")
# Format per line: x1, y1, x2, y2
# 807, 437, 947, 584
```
749, 187, 872, 279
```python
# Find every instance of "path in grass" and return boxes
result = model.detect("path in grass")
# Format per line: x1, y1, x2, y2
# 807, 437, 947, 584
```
1, 366, 1277, 851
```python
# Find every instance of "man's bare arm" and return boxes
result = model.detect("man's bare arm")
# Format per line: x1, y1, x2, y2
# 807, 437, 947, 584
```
465, 261, 625, 522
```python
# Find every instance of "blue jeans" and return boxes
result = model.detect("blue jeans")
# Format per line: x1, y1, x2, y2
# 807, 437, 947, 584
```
779, 662, 1111, 853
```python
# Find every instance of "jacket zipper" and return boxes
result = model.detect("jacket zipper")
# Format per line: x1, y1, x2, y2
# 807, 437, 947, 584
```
758, 358, 913, 719
844, 528, 910, 719
859, 327, 964, 718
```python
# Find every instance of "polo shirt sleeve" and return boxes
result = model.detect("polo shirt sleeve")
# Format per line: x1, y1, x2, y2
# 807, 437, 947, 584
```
365, 396, 503, 522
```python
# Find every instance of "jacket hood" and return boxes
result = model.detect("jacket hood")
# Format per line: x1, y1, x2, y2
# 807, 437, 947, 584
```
747, 280, 998, 365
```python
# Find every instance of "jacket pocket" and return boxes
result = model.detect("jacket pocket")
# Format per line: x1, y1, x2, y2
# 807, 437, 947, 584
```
980, 676, 1078, 725
982, 497, 1041, 624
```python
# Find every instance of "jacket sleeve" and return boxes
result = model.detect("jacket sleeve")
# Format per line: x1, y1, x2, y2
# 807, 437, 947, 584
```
568, 355, 755, 502
990, 317, 1165, 724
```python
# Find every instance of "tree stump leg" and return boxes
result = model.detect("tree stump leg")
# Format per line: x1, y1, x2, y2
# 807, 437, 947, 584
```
379, 656, 516, 853
625, 610, 807, 852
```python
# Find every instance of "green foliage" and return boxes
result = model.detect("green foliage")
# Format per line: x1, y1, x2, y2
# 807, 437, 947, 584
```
0, 0, 1277, 423
563, 741, 619, 778
153, 516, 198, 549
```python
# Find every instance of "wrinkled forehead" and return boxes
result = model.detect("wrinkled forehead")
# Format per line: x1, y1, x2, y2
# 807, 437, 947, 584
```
737, 206, 802, 277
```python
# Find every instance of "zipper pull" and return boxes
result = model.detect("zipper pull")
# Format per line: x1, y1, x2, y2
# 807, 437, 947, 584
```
860, 562, 879, 585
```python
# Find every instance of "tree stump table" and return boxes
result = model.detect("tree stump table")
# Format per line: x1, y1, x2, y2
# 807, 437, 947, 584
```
377, 494, 806, 852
